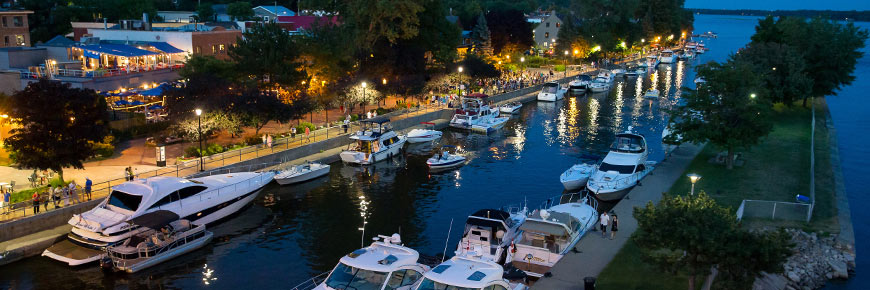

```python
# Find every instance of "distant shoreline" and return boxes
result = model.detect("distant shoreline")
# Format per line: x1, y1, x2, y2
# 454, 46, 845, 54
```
688, 8, 870, 21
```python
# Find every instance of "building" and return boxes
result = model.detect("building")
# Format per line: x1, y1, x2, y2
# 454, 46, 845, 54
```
529, 13, 562, 51
158, 11, 195, 23
274, 15, 339, 34
0, 9, 32, 48
85, 22, 241, 60
254, 5, 295, 22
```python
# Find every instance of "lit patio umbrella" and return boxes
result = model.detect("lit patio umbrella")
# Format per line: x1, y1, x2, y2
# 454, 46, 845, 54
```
148, 105, 164, 110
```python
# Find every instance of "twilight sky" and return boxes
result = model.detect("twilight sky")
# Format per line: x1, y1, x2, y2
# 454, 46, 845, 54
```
685, 0, 870, 11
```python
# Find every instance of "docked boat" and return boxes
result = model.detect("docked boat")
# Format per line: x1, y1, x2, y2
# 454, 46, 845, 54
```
568, 75, 592, 93
646, 54, 659, 67
659, 50, 675, 64
644, 88, 660, 99
611, 68, 625, 75
624, 66, 640, 77
511, 193, 598, 278
696, 42, 706, 54
427, 145, 467, 171
586, 127, 657, 201
274, 161, 331, 185
694, 77, 706, 86
43, 171, 275, 266
455, 208, 526, 264
500, 101, 523, 114
304, 233, 430, 290
449, 93, 509, 134
99, 210, 212, 273
559, 163, 595, 191
416, 255, 528, 290
588, 72, 613, 93
407, 122, 443, 143
340, 117, 407, 165
536, 82, 565, 102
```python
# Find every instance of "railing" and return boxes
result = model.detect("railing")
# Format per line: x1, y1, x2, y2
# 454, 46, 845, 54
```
289, 271, 331, 290
20, 64, 184, 80
736, 200, 812, 222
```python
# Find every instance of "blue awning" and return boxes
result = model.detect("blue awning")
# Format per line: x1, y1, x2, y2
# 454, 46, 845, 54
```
79, 44, 158, 58
130, 101, 145, 106
114, 100, 130, 106
140, 83, 170, 96
148, 42, 185, 54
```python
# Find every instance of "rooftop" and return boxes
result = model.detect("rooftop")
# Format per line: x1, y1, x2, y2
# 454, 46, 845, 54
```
254, 5, 295, 16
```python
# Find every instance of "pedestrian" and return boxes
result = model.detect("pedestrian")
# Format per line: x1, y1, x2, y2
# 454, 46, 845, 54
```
291, 127, 297, 139
124, 168, 130, 181
32, 191, 40, 214
84, 177, 92, 201
261, 134, 267, 146
1, 188, 8, 214
42, 190, 50, 211
267, 135, 273, 148
600, 211, 610, 238
366, 111, 372, 119
343, 118, 350, 133
62, 186, 70, 207
52, 186, 61, 207
304, 126, 311, 143
610, 214, 619, 240
70, 181, 80, 204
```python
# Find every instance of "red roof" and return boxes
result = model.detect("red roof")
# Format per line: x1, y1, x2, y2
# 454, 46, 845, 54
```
275, 16, 340, 31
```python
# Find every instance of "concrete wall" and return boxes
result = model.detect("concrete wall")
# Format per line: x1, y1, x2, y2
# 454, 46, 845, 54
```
0, 70, 21, 94
0, 47, 46, 69
0, 199, 101, 243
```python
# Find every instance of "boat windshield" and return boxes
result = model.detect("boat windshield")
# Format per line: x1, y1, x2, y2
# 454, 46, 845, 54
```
106, 190, 143, 211
541, 85, 558, 94
324, 263, 388, 290
611, 135, 645, 153
598, 163, 635, 174
416, 278, 478, 290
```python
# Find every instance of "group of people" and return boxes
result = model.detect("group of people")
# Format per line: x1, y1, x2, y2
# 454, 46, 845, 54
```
599, 211, 619, 240
30, 178, 93, 214
123, 166, 135, 181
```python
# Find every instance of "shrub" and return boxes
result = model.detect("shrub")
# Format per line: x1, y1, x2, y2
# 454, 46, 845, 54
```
244, 135, 262, 146
554, 64, 566, 72
185, 145, 201, 157
295, 122, 316, 133
206, 143, 225, 155
525, 55, 549, 68
375, 107, 389, 115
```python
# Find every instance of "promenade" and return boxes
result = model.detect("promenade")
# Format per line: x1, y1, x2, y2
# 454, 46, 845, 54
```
532, 143, 704, 290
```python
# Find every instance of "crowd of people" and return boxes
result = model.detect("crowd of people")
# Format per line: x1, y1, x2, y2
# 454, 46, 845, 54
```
27, 178, 93, 215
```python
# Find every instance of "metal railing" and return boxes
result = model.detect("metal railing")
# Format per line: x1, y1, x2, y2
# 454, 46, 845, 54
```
736, 200, 812, 222
290, 271, 331, 290
20, 64, 184, 79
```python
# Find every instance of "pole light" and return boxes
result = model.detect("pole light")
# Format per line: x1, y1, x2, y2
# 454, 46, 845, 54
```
563, 50, 569, 78
361, 82, 367, 114
457, 66, 463, 96
195, 108, 203, 171
687, 173, 702, 196
750, 93, 757, 99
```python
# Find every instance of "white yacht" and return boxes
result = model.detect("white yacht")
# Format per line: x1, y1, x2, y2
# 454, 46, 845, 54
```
586, 128, 656, 201
568, 75, 592, 93
415, 255, 527, 290
274, 162, 331, 185
536, 82, 565, 102
559, 163, 595, 191
406, 122, 443, 143
696, 42, 706, 54
588, 72, 612, 93
511, 194, 598, 278
644, 88, 660, 99
427, 145, 467, 172
659, 50, 675, 64
646, 54, 659, 67
43, 171, 275, 266
500, 102, 523, 114
455, 209, 526, 264
340, 118, 407, 165
449, 93, 509, 134
309, 234, 430, 290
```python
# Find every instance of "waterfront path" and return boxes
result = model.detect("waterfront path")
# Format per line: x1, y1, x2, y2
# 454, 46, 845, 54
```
532, 143, 704, 290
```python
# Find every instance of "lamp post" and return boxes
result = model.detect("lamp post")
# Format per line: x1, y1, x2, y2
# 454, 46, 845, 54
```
457, 66, 464, 96
195, 108, 203, 171
687, 173, 702, 196
361, 81, 367, 115
520, 57, 525, 86
382, 78, 387, 106
563, 50, 569, 78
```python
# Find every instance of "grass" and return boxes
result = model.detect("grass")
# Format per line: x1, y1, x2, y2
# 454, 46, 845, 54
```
597, 240, 692, 290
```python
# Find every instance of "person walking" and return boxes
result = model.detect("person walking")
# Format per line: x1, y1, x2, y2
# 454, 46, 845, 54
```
291, 127, 297, 139
70, 182, 80, 204
84, 177, 92, 201
599, 211, 610, 238
42, 190, 50, 211
610, 214, 619, 240
52, 186, 61, 208
343, 118, 350, 134
2, 188, 9, 214
32, 191, 40, 214
304, 126, 311, 143
124, 168, 130, 181
62, 186, 70, 207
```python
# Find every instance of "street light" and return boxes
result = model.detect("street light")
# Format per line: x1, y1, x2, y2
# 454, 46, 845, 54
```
687, 173, 702, 196
520, 57, 525, 76
457, 66, 464, 96
563, 50, 569, 78
361, 82, 367, 115
750, 93, 757, 99
195, 108, 203, 171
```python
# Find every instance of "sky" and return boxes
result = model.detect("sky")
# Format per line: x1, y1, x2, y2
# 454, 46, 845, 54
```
685, 0, 870, 11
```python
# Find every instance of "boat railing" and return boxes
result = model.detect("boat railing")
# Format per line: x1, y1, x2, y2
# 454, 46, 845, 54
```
190, 169, 276, 203
588, 164, 655, 193
538, 191, 599, 213
289, 271, 331, 290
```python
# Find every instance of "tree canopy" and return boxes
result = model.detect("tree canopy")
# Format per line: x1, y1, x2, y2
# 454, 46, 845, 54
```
226, 1, 254, 21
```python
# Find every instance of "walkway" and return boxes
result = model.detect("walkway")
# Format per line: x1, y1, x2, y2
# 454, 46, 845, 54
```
532, 143, 704, 289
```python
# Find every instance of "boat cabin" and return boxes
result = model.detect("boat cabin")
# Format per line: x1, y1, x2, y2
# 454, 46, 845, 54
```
517, 211, 581, 255
541, 82, 560, 94
458, 209, 517, 258
661, 50, 674, 57
349, 117, 401, 152
321, 234, 428, 290
610, 133, 646, 154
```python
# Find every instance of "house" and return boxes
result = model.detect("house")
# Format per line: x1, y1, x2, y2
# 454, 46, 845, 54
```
157, 11, 195, 23
254, 5, 295, 22
274, 15, 339, 34
0, 9, 32, 48
529, 13, 562, 50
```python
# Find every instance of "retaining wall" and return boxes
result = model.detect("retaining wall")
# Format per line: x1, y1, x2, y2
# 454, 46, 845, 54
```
0, 199, 100, 243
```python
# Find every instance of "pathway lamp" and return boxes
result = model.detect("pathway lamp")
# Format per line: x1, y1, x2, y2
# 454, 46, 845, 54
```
361, 82, 367, 114
195, 108, 203, 171
750, 93, 757, 99
563, 50, 569, 78
457, 66, 464, 96
687, 173, 702, 196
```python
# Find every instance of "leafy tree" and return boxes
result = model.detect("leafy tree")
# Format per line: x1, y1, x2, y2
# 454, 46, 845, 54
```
196, 2, 215, 22
485, 8, 534, 54
716, 229, 792, 289
414, 0, 461, 67
226, 1, 254, 21
233, 88, 313, 134
669, 59, 772, 169
457, 54, 500, 79
469, 12, 493, 56
230, 22, 307, 90
177, 55, 236, 81
343, 0, 425, 49
735, 42, 812, 105
2, 79, 108, 182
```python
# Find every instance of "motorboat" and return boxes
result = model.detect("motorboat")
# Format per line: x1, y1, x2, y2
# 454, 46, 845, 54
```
415, 255, 528, 290
449, 93, 509, 134
646, 54, 659, 67
99, 211, 212, 273
610, 68, 625, 75
455, 208, 526, 264
406, 122, 443, 143
644, 88, 660, 99
624, 66, 639, 77
694, 77, 706, 86
340, 117, 407, 165
427, 145, 467, 171
500, 102, 523, 114
659, 50, 675, 64
677, 50, 692, 60
536, 82, 565, 102
588, 74, 612, 93
274, 161, 331, 185
559, 163, 595, 191
304, 233, 430, 290
568, 75, 592, 93
43, 171, 275, 266
586, 127, 657, 201
511, 193, 598, 278
695, 42, 706, 54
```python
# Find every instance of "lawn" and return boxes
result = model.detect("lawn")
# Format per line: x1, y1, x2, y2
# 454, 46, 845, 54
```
597, 240, 692, 290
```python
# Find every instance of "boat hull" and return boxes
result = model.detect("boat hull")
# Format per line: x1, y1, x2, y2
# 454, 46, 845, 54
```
427, 157, 466, 170
500, 106, 521, 114
589, 185, 634, 201
561, 177, 589, 191
471, 117, 508, 134
537, 92, 564, 102
589, 86, 610, 93
274, 166, 331, 185
340, 139, 406, 165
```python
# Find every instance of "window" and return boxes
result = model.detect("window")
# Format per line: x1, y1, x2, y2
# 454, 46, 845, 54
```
545, 32, 549, 39
107, 190, 143, 211
417, 278, 476, 290
219, 44, 225, 53
385, 269, 423, 290
484, 285, 508, 290
212, 45, 217, 53
556, 22, 560, 28
3, 36, 8, 46
324, 263, 388, 290
263, 16, 270, 22
546, 22, 550, 28
15, 35, 24, 46
178, 185, 207, 200
598, 163, 635, 174
13, 16, 22, 27
195, 46, 201, 54
2, 16, 7, 27
150, 191, 180, 209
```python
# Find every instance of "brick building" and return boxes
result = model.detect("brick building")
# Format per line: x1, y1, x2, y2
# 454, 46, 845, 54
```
0, 9, 32, 48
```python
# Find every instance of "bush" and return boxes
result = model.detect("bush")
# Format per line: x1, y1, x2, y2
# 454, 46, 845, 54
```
554, 64, 566, 72
244, 135, 262, 146
206, 143, 225, 155
185, 145, 201, 157
90, 135, 116, 158
525, 55, 549, 68
112, 121, 171, 142
295, 122, 316, 133
375, 107, 390, 115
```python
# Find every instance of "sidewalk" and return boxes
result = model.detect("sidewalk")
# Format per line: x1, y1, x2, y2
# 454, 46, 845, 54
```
532, 143, 704, 289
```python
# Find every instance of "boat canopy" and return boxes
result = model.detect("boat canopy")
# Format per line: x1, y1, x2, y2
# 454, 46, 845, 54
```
466, 209, 512, 231
519, 219, 570, 237
361, 117, 391, 125
127, 210, 179, 230
577, 75, 592, 81
612, 133, 646, 153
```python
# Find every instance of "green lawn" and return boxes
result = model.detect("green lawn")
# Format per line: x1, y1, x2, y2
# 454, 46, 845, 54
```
598, 240, 692, 290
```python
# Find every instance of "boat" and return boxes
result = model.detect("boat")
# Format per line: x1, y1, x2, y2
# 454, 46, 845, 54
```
644, 88, 660, 99
99, 210, 213, 273
588, 73, 612, 93
426, 145, 467, 171
659, 50, 675, 64
695, 42, 706, 54
42, 171, 275, 266
568, 75, 592, 93
676, 50, 691, 60
536, 82, 565, 102
559, 163, 595, 191
455, 208, 526, 264
300, 233, 430, 290
340, 117, 407, 165
694, 77, 706, 86
624, 66, 639, 77
646, 54, 659, 67
511, 193, 598, 278
407, 122, 443, 143
416, 255, 528, 290
274, 161, 331, 185
500, 102, 523, 114
586, 127, 657, 201
610, 68, 625, 75
449, 93, 509, 134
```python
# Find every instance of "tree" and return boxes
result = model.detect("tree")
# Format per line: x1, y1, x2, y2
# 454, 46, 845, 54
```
2, 79, 109, 182
485, 8, 534, 54
226, 1, 254, 21
716, 229, 792, 289
343, 0, 425, 49
177, 55, 236, 81
669, 59, 772, 169
735, 42, 812, 105
230, 22, 307, 90
469, 12, 493, 56
196, 2, 215, 22
457, 54, 500, 79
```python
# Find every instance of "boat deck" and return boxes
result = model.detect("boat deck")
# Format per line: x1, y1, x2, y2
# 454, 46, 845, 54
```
44, 239, 104, 263
512, 262, 553, 277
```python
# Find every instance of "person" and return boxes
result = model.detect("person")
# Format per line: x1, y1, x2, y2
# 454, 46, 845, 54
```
124, 168, 130, 181
261, 134, 267, 146
42, 190, 50, 211
1, 188, 8, 214
62, 186, 70, 207
70, 181, 80, 204
304, 126, 310, 143
343, 118, 350, 133
52, 186, 61, 208
267, 135, 273, 148
610, 214, 619, 240
599, 212, 610, 238
366, 111, 372, 119
32, 191, 40, 214
84, 177, 92, 201
291, 127, 297, 139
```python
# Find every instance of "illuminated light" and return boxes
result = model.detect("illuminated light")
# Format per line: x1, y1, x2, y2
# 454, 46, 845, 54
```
382, 78, 386, 85
750, 93, 757, 99
772, 67, 777, 71
195, 108, 202, 116
361, 82, 367, 88
458, 66, 463, 73
564, 50, 569, 56
520, 57, 525, 62
641, 38, 645, 43
573, 49, 579, 55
